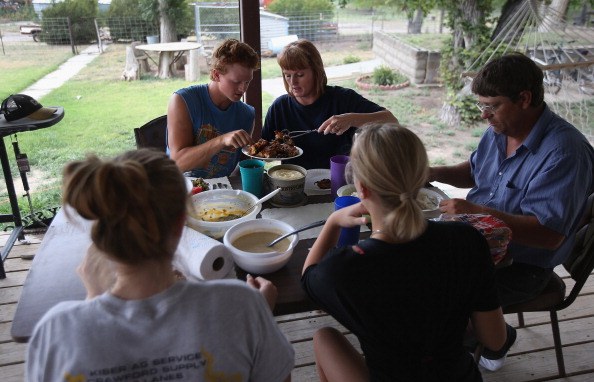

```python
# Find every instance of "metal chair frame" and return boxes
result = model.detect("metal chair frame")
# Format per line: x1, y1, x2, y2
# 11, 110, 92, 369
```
501, 192, 594, 377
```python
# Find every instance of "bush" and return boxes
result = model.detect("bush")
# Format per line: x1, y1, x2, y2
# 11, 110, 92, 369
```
42, 0, 97, 44
0, 3, 38, 21
372, 65, 407, 86
343, 55, 361, 64
268, 0, 334, 42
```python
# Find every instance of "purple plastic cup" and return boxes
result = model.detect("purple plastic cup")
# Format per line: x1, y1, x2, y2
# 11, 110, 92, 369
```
330, 155, 350, 198
334, 195, 361, 247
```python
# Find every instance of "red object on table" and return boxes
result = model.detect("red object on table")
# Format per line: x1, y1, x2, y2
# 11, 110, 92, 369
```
440, 214, 512, 265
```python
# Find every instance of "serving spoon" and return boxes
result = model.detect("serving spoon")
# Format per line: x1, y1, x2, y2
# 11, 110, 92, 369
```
266, 220, 327, 247
243, 188, 281, 215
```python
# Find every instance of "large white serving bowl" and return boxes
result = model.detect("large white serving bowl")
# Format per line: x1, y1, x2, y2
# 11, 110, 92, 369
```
186, 189, 261, 239
223, 218, 299, 274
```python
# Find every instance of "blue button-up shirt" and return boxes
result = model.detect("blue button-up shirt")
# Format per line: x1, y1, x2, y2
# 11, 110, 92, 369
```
467, 105, 594, 268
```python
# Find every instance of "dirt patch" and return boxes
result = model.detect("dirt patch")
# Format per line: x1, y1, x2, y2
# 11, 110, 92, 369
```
354, 84, 479, 166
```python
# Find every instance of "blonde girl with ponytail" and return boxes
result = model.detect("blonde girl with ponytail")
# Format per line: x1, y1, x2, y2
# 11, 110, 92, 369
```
302, 124, 508, 382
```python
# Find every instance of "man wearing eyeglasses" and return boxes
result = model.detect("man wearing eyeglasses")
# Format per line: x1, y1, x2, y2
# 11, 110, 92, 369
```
429, 53, 594, 370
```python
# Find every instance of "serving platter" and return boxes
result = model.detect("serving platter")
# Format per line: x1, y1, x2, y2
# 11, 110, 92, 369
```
241, 146, 303, 162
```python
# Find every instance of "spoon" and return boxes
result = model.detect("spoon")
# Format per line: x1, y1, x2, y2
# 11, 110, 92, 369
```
266, 220, 327, 247
244, 188, 281, 215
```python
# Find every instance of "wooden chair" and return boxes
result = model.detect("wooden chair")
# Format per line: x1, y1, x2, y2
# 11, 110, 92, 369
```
134, 115, 167, 151
501, 192, 594, 376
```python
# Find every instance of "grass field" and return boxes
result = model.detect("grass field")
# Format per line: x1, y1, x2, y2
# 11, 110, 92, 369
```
0, 44, 74, 100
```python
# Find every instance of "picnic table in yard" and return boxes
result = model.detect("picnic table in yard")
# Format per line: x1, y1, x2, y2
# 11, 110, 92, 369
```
134, 42, 201, 79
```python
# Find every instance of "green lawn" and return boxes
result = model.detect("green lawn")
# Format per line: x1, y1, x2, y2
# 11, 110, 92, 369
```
0, 44, 74, 100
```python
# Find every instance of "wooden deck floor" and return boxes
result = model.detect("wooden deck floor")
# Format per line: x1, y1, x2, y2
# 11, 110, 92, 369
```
1, 231, 593, 382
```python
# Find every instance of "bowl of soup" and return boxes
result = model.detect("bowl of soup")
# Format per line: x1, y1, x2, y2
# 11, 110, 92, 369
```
223, 218, 299, 274
186, 189, 261, 239
265, 164, 307, 207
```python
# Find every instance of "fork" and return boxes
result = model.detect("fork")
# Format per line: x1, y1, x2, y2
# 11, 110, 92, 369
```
281, 129, 317, 138
211, 183, 228, 190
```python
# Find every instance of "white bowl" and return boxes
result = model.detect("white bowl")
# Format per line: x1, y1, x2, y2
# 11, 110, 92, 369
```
417, 188, 443, 219
186, 189, 261, 239
223, 219, 299, 274
337, 184, 358, 197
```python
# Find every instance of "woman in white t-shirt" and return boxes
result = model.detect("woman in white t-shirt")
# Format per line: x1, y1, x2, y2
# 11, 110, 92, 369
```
26, 149, 294, 382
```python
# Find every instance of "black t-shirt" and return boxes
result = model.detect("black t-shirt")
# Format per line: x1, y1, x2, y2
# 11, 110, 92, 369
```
301, 221, 500, 382
262, 86, 384, 169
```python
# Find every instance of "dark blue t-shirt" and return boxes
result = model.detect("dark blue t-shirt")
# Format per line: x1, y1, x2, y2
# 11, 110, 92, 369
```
263, 86, 384, 169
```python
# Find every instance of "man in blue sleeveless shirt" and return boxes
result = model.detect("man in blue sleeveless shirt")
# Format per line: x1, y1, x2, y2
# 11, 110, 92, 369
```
167, 39, 259, 178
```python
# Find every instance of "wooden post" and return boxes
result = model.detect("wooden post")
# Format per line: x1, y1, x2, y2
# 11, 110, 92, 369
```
239, 0, 263, 139
94, 18, 102, 53
186, 49, 199, 82
67, 17, 76, 55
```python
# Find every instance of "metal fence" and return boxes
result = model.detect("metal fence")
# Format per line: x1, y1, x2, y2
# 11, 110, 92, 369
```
1, 7, 447, 55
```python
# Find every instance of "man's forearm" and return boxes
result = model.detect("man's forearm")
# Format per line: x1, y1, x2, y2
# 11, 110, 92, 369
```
172, 138, 224, 172
430, 161, 475, 188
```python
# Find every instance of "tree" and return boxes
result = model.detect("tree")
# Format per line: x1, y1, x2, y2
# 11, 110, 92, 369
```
491, 0, 523, 40
351, 0, 437, 33
139, 0, 192, 43
439, 0, 493, 125
384, 0, 436, 34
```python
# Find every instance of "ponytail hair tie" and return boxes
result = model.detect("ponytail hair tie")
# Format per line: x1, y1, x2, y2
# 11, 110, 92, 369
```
399, 192, 412, 203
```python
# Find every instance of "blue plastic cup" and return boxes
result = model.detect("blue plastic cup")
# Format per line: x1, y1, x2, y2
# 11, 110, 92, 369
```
239, 159, 265, 197
334, 195, 361, 247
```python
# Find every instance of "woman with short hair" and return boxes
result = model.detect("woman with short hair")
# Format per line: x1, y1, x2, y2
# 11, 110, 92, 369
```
263, 39, 398, 169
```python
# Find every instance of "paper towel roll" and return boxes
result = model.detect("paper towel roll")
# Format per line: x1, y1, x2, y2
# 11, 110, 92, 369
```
173, 226, 234, 280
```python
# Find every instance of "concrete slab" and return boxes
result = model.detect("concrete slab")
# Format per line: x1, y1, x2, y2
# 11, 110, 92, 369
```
21, 45, 103, 101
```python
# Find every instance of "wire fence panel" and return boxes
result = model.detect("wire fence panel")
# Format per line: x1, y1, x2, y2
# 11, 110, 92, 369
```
0, 19, 72, 53
2, 8, 448, 56
96, 17, 158, 44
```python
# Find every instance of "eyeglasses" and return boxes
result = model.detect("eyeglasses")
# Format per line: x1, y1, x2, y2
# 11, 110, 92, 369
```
475, 102, 501, 115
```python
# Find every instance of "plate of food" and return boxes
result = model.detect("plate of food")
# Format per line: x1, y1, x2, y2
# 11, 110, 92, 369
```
243, 130, 303, 161
185, 177, 211, 195
305, 169, 331, 195
242, 146, 303, 161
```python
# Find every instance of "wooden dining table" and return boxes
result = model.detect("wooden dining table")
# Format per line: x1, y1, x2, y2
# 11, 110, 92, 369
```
134, 42, 202, 79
